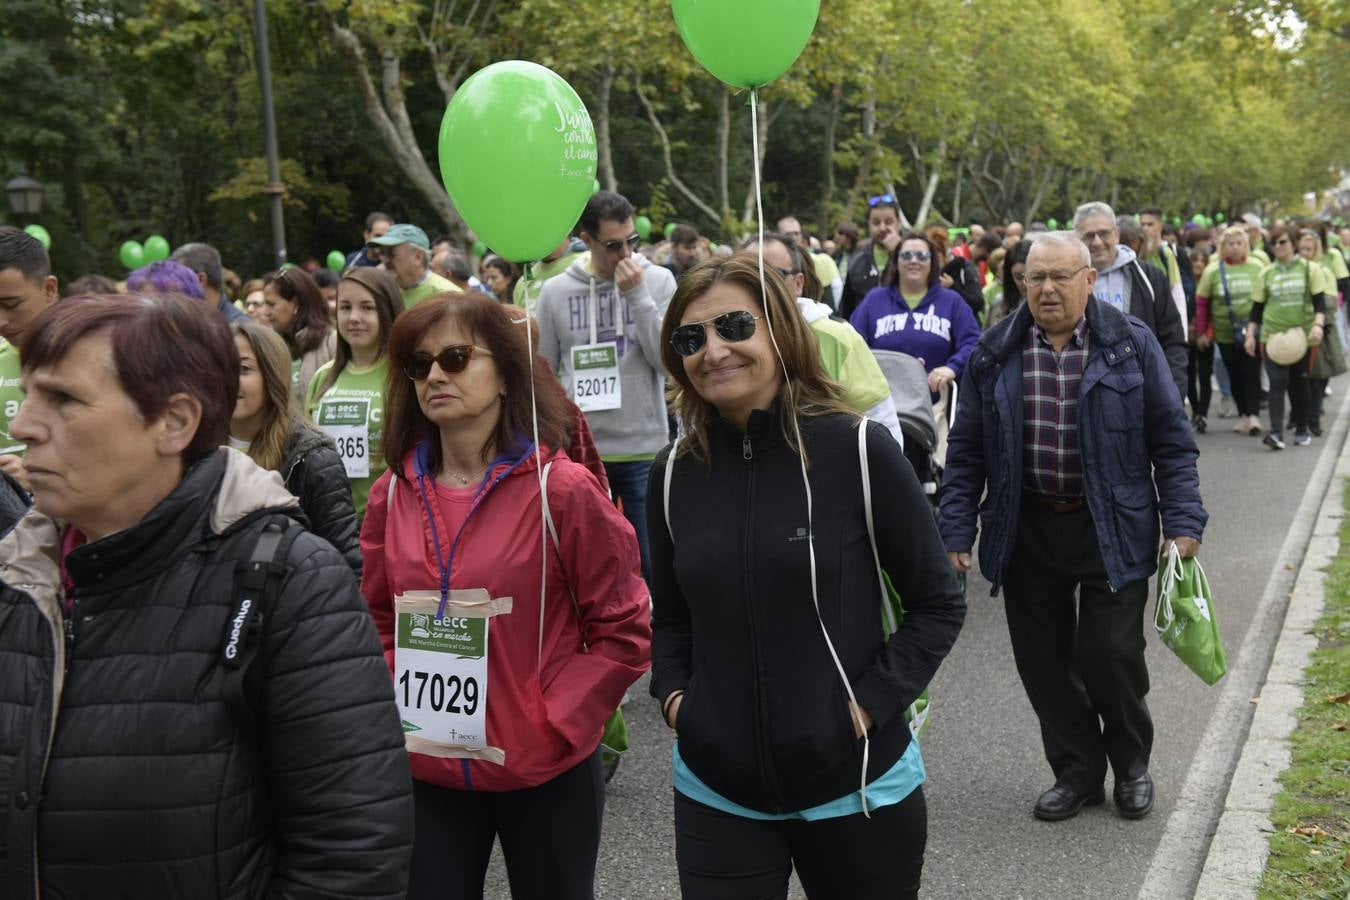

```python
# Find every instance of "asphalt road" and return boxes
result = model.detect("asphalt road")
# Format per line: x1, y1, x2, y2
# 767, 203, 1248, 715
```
484, 391, 1341, 899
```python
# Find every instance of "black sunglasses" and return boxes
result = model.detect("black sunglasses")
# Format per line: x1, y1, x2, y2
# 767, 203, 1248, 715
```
669, 310, 763, 357
868, 194, 897, 207
598, 234, 642, 253
404, 344, 494, 381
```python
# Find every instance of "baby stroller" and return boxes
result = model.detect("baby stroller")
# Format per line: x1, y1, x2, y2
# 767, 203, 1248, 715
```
871, 350, 965, 595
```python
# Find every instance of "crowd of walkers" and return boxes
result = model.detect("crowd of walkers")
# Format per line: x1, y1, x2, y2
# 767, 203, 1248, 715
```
0, 185, 1339, 897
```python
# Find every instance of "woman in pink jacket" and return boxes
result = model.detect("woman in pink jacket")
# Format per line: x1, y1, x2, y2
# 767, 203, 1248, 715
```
360, 294, 651, 900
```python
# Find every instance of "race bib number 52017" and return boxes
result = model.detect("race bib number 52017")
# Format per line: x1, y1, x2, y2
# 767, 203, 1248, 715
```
571, 342, 621, 412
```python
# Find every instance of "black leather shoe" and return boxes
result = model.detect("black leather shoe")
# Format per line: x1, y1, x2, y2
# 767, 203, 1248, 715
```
1114, 773, 1154, 819
1033, 784, 1105, 821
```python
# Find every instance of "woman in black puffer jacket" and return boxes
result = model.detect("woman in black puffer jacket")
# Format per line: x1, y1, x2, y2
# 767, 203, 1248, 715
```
229, 321, 361, 574
0, 294, 412, 898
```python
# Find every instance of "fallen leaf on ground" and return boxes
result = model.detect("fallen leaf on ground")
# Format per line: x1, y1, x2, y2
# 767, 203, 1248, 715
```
1326, 692, 1350, 704
1287, 825, 1330, 839
1333, 723, 1347, 732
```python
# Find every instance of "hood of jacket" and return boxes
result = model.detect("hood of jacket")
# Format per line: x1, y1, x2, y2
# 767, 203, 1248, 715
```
1098, 243, 1137, 278
795, 295, 835, 325
281, 419, 336, 482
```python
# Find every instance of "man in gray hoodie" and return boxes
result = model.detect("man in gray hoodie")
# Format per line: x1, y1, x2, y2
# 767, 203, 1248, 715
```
537, 191, 677, 582
1072, 202, 1188, 402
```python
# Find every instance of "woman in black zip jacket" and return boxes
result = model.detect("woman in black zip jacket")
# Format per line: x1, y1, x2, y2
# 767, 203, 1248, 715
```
647, 253, 966, 899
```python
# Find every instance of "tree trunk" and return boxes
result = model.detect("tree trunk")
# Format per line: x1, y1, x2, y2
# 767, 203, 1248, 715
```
634, 75, 721, 224
1024, 167, 1055, 223
914, 139, 946, 225
717, 86, 730, 219
595, 61, 617, 192
326, 16, 462, 236
741, 96, 775, 226
951, 157, 964, 225
819, 85, 840, 228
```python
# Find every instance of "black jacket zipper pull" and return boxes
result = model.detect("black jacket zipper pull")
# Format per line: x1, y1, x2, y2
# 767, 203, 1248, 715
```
743, 434, 753, 460
63, 610, 75, 674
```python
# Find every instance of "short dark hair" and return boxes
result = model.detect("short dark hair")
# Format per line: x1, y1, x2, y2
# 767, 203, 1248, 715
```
312, 268, 339, 289
1140, 207, 1164, 219
22, 293, 239, 462
670, 224, 699, 246
579, 191, 635, 237
442, 248, 472, 280
0, 227, 51, 282
64, 275, 118, 297
365, 211, 394, 232
169, 242, 223, 291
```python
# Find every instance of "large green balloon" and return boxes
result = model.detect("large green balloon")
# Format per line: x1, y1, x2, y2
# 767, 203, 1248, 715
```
635, 215, 652, 241
23, 224, 50, 251
664, 223, 678, 239
143, 234, 170, 263
1215, 212, 1225, 224
438, 61, 596, 263
672, 0, 820, 89
326, 250, 346, 273
119, 240, 145, 270
1046, 217, 1059, 230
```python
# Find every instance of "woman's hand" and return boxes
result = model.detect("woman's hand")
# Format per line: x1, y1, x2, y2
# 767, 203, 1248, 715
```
849, 701, 874, 738
1244, 331, 1257, 358
0, 454, 30, 492
927, 366, 957, 393
939, 273, 954, 289
1310, 322, 1325, 346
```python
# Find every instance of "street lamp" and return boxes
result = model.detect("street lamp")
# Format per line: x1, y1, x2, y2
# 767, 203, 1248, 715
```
5, 174, 44, 216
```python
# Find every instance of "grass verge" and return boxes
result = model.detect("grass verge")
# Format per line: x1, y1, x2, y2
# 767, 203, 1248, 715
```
1258, 481, 1350, 900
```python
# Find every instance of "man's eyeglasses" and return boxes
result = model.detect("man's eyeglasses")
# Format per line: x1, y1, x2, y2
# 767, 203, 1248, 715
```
1078, 229, 1114, 244
1022, 266, 1089, 289
404, 344, 494, 381
599, 234, 642, 254
898, 250, 930, 263
771, 265, 799, 280
867, 194, 896, 208
669, 310, 762, 357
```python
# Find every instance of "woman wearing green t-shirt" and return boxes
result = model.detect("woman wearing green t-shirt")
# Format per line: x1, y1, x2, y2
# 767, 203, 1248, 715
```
1196, 227, 1265, 436
306, 266, 405, 521
1298, 227, 1348, 436
1244, 225, 1331, 450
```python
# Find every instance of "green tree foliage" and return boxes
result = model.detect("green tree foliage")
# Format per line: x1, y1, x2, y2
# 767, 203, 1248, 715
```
1, 0, 1345, 281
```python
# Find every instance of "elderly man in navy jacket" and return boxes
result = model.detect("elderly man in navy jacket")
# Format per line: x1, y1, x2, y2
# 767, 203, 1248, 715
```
940, 231, 1207, 823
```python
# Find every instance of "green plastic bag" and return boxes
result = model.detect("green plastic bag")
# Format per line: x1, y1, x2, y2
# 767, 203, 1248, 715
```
600, 708, 628, 768
1154, 545, 1227, 685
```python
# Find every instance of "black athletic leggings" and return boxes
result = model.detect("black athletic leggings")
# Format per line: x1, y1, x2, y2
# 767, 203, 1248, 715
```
1217, 341, 1263, 418
1187, 343, 1214, 417
673, 786, 927, 900
408, 750, 605, 900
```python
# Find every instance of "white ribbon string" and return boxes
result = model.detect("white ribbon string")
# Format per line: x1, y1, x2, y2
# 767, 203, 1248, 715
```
519, 269, 549, 670
750, 88, 872, 817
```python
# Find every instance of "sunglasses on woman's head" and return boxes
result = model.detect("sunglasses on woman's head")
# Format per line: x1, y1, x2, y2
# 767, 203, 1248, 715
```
669, 310, 763, 357
404, 344, 493, 380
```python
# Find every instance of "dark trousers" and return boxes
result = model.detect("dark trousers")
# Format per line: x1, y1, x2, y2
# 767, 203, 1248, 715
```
1187, 343, 1214, 417
673, 787, 927, 900
1309, 378, 1328, 431
1264, 351, 1311, 436
1217, 341, 1263, 417
603, 459, 652, 584
408, 751, 605, 900
1002, 502, 1152, 794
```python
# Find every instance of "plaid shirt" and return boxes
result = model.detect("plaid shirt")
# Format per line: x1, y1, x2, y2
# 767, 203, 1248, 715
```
1022, 318, 1088, 497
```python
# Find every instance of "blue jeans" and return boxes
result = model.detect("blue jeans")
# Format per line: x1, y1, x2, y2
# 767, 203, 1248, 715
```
603, 460, 651, 585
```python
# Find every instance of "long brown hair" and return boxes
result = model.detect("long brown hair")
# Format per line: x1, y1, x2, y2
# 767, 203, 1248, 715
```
316, 266, 405, 398
264, 267, 332, 357
231, 320, 297, 471
661, 254, 849, 467
383, 293, 572, 479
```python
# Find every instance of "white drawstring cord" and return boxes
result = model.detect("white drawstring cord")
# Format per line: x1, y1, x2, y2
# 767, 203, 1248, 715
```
750, 89, 872, 817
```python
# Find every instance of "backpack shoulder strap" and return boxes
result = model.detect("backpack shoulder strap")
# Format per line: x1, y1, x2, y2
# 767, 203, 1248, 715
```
662, 437, 682, 544
221, 514, 304, 730
540, 459, 587, 648
857, 419, 898, 636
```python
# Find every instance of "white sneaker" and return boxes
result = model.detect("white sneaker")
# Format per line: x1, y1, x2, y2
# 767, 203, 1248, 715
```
1217, 395, 1236, 418
1294, 432, 1312, 447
